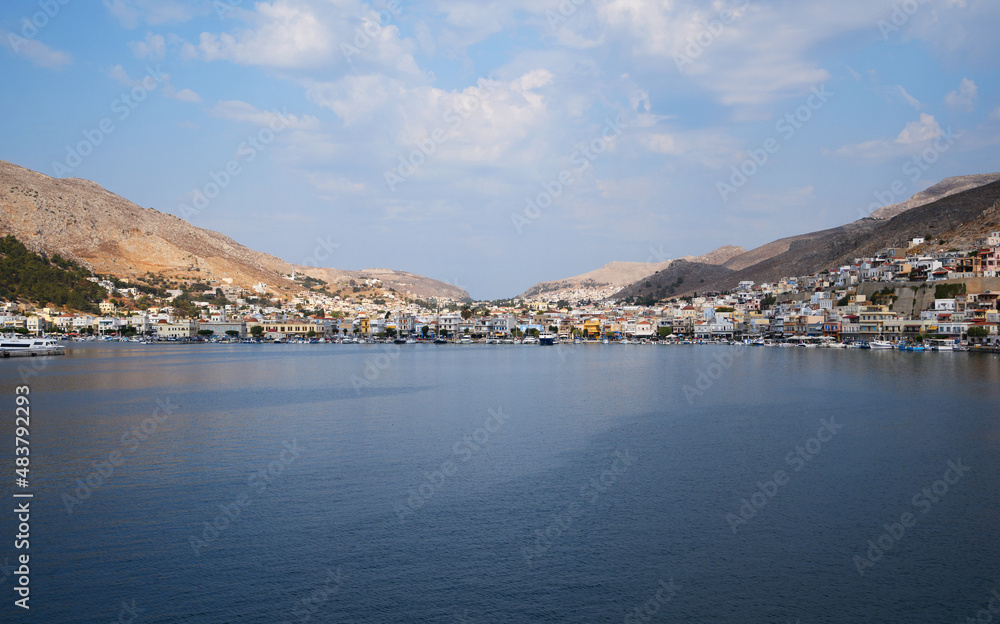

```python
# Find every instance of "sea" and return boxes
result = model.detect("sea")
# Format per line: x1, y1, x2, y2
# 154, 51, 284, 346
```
1, 341, 998, 623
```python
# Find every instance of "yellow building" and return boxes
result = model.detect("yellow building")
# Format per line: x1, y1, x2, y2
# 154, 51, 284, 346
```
858, 305, 897, 338
262, 320, 320, 338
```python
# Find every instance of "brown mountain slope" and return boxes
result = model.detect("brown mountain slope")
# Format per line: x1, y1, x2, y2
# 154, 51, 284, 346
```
0, 160, 296, 290
716, 173, 1000, 272
721, 227, 847, 271
299, 267, 470, 301
868, 172, 1000, 220
518, 245, 744, 299
617, 179, 1000, 300
0, 160, 469, 299
694, 245, 746, 266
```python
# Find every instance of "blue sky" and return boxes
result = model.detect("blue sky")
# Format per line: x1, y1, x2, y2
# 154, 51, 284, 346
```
1, 0, 998, 299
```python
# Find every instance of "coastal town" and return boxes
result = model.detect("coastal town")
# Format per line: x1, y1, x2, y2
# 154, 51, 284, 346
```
3, 233, 1000, 349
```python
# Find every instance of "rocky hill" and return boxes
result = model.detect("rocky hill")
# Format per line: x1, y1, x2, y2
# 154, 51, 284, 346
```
518, 246, 744, 301
869, 173, 1000, 220
299, 267, 470, 301
617, 177, 1000, 300
0, 160, 468, 300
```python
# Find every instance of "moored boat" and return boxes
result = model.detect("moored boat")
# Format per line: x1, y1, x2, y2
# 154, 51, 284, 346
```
0, 336, 66, 356
926, 339, 955, 351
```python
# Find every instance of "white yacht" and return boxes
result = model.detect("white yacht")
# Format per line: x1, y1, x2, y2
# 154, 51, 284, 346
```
926, 339, 954, 351
0, 336, 66, 356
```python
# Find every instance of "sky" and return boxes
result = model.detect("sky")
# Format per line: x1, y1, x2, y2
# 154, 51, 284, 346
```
1, 0, 999, 299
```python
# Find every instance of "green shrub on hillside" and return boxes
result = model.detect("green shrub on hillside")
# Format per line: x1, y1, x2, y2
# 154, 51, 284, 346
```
0, 235, 103, 312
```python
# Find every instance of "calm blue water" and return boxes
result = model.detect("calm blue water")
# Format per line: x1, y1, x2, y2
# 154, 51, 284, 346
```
1, 342, 999, 623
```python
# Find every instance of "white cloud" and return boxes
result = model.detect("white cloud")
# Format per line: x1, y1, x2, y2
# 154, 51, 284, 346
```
836, 113, 944, 160
304, 70, 554, 169
896, 113, 943, 145
195, 0, 421, 77
128, 32, 166, 60
643, 134, 682, 155
0, 33, 72, 69
210, 100, 318, 129
166, 33, 198, 60
639, 129, 741, 168
306, 173, 366, 196
198, 1, 332, 68
165, 87, 201, 103
944, 77, 977, 112
106, 64, 138, 87
107, 64, 201, 104
586, 1, 890, 107
992, 106, 1000, 120
893, 85, 922, 109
